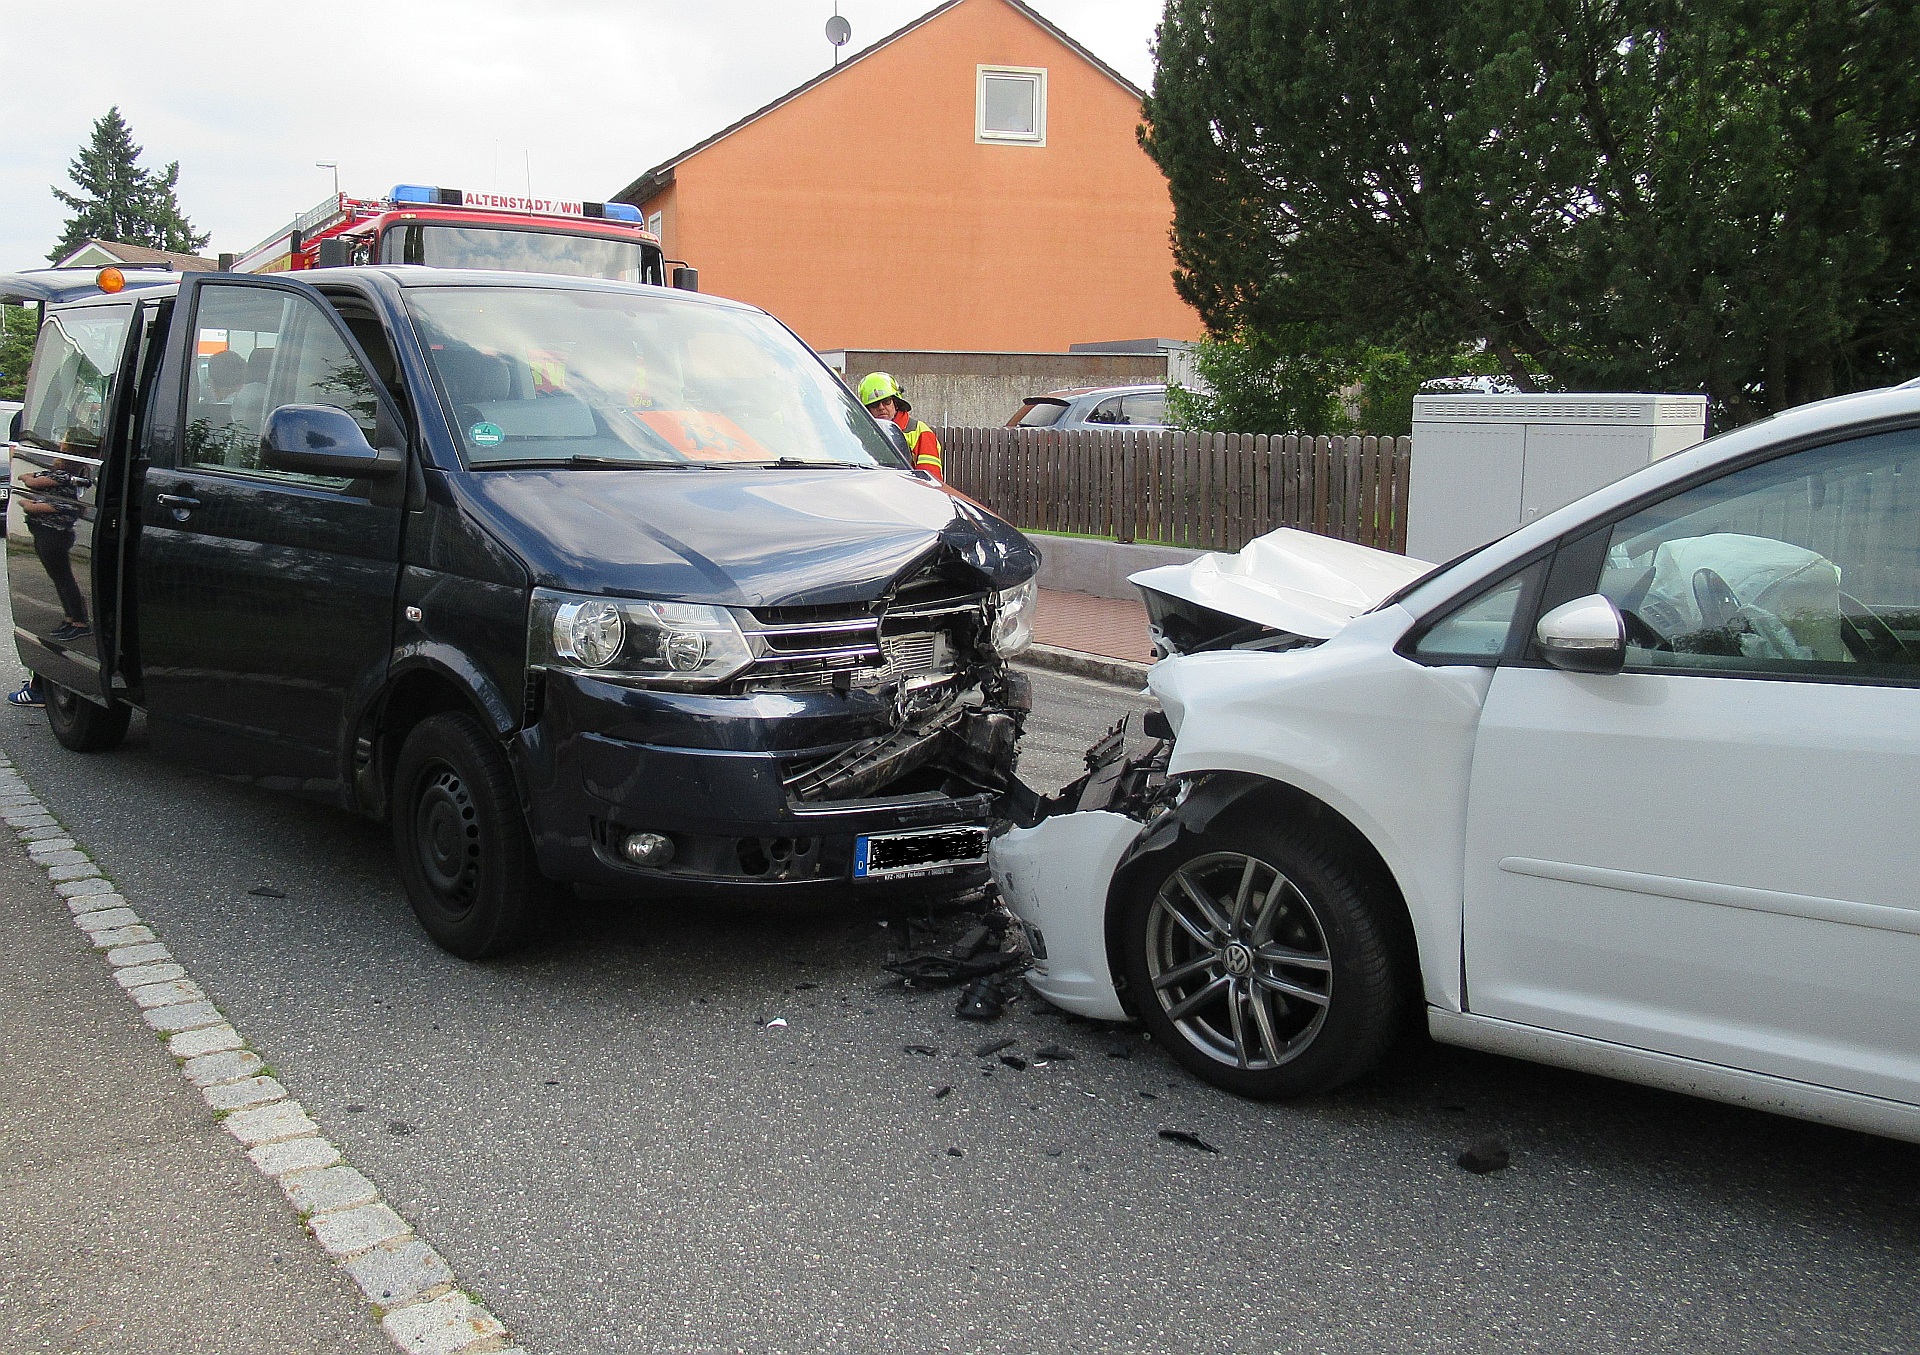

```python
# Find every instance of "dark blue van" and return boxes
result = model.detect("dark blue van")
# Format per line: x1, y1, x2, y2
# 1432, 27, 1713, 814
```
3, 266, 1039, 957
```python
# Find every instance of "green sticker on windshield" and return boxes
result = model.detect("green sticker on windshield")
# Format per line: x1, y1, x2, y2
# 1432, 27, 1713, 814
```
469, 422, 504, 447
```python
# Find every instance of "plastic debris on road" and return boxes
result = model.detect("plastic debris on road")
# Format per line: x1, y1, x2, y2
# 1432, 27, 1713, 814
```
1158, 1129, 1218, 1153
1458, 1138, 1511, 1174
955, 977, 1006, 1021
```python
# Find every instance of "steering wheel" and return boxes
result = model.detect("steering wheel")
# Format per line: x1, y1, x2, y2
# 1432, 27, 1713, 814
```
1839, 590, 1917, 665
1689, 567, 1752, 656
1691, 567, 1807, 660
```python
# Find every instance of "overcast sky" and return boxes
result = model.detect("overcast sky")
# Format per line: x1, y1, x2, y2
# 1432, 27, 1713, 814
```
1, 0, 1165, 271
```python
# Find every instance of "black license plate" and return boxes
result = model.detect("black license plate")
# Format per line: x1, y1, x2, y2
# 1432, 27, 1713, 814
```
853, 825, 990, 879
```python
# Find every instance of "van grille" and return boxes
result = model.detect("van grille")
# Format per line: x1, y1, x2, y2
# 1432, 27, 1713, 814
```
738, 592, 982, 692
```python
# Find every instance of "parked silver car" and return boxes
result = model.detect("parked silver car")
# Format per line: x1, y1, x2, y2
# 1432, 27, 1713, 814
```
1006, 384, 1168, 431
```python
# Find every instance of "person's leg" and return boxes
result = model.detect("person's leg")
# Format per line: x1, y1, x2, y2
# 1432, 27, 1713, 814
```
31, 524, 89, 629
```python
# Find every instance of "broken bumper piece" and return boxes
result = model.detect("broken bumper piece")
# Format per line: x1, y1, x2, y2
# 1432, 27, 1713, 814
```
516, 669, 1026, 893
990, 810, 1138, 1021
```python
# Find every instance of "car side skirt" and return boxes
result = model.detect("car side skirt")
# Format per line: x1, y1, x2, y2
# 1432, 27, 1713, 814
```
1429, 1008, 1920, 1145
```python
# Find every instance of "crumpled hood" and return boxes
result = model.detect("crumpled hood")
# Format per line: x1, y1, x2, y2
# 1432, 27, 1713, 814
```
463, 466, 1038, 607
1130, 528, 1432, 640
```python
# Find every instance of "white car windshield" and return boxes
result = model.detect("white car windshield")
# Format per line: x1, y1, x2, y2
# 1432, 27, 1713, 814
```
406, 286, 907, 471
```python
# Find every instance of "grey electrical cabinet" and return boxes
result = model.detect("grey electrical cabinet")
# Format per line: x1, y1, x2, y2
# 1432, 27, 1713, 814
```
1406, 393, 1708, 562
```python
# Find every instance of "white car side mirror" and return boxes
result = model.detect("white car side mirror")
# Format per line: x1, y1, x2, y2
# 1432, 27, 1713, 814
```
1536, 594, 1626, 675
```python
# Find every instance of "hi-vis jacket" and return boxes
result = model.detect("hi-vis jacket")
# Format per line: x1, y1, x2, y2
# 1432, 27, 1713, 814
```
895, 415, 943, 481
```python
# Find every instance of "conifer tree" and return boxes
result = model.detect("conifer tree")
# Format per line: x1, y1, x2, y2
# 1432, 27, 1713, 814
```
1143, 0, 1920, 423
49, 107, 210, 262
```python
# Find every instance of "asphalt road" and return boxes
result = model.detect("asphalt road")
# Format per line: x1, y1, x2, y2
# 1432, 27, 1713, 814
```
2, 647, 1916, 1355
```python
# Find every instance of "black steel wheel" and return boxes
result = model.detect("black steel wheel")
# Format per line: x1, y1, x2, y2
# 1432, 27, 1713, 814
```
391, 713, 547, 959
1114, 822, 1406, 1098
44, 680, 131, 753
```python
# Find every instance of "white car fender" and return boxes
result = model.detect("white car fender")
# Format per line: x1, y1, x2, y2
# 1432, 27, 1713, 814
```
1147, 607, 1493, 1013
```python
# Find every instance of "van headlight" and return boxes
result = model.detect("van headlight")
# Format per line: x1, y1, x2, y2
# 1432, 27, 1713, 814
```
990, 577, 1038, 658
531, 589, 754, 688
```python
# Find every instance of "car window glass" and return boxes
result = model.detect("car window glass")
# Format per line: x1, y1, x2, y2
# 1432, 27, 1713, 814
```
1122, 391, 1167, 426
406, 285, 901, 469
184, 286, 372, 489
1086, 396, 1127, 425
1599, 429, 1920, 679
18, 304, 132, 455
1411, 573, 1529, 663
1016, 400, 1064, 428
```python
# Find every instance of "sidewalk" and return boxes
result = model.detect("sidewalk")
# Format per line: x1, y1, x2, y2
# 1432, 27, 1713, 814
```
0, 819, 391, 1352
1024, 586, 1155, 685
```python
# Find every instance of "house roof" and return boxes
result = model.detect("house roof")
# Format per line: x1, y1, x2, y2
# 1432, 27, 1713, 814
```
55, 239, 219, 272
612, 0, 1146, 207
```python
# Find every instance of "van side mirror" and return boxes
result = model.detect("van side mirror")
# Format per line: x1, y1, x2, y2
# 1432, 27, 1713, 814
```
1535, 594, 1626, 674
261, 405, 401, 479
6, 409, 20, 442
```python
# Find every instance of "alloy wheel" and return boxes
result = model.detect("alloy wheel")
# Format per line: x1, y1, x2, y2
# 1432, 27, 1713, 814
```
1144, 850, 1333, 1070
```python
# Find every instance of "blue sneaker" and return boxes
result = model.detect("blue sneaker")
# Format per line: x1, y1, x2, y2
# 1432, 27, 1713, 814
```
7, 682, 43, 710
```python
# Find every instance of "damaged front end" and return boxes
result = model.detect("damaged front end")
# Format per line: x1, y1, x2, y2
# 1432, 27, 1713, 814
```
1131, 527, 1432, 658
990, 716, 1176, 1020
767, 554, 1037, 808
523, 529, 1042, 893
990, 527, 1433, 1017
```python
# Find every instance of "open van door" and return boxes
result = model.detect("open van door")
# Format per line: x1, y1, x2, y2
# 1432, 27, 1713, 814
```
6, 290, 147, 711
134, 271, 408, 788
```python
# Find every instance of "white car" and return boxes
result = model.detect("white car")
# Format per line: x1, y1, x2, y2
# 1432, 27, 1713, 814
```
993, 383, 1920, 1143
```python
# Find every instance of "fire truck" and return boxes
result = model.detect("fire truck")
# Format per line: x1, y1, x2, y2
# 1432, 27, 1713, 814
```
229, 184, 687, 288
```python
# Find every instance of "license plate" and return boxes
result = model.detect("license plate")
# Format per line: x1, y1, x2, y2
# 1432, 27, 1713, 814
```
853, 825, 990, 879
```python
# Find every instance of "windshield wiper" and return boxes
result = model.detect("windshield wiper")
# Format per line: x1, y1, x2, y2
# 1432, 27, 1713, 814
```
475, 456, 711, 471
759, 457, 862, 469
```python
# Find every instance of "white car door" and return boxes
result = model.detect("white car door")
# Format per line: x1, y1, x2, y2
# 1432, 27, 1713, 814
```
1460, 427, 1920, 1105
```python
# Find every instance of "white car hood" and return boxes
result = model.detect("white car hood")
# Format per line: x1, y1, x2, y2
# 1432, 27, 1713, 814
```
1129, 528, 1433, 640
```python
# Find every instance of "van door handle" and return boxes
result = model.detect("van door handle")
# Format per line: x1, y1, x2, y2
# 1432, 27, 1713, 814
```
155, 492, 199, 520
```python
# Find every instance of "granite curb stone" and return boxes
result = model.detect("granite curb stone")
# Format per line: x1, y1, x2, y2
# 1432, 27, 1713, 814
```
380, 1291, 507, 1355
310, 1202, 411, 1256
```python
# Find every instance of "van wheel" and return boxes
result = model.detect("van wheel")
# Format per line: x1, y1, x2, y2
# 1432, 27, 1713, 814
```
45, 681, 131, 753
391, 713, 547, 959
1112, 823, 1406, 1099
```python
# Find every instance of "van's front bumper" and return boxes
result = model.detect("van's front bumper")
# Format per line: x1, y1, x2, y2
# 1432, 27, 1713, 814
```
512, 671, 1003, 894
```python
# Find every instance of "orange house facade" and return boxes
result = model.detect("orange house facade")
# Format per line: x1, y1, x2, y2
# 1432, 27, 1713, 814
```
613, 0, 1201, 354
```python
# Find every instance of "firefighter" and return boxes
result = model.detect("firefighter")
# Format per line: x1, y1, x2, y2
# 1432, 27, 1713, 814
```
856, 372, 943, 481
857, 371, 914, 463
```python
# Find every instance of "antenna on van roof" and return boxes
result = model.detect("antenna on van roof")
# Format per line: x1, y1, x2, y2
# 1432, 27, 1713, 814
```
826, 5, 851, 66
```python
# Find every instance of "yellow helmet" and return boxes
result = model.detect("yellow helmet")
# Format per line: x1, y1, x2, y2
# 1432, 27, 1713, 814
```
858, 371, 904, 407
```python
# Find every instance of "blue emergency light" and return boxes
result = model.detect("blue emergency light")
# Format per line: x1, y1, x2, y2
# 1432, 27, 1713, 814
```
601, 203, 643, 223
389, 184, 464, 206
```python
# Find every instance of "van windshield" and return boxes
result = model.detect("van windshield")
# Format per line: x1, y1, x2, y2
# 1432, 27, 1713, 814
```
405, 286, 908, 471
381, 225, 662, 286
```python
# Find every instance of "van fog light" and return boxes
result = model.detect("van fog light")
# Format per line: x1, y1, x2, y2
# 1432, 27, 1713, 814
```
622, 832, 675, 866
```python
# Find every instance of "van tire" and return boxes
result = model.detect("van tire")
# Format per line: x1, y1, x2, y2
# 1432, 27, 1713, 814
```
391, 713, 546, 959
45, 681, 132, 753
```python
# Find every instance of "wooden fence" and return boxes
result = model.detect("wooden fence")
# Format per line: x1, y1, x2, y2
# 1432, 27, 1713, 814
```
937, 428, 1412, 554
